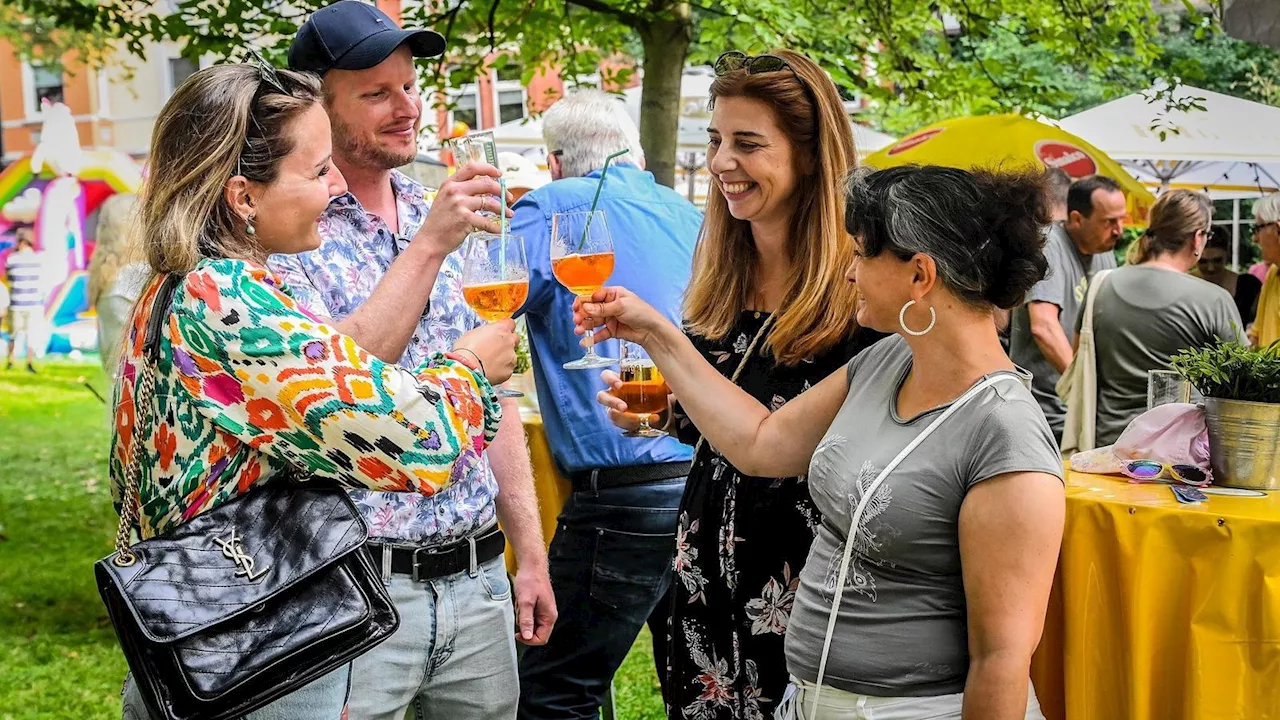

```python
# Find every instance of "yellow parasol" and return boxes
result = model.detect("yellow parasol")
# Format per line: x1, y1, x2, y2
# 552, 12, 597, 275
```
863, 114, 1155, 224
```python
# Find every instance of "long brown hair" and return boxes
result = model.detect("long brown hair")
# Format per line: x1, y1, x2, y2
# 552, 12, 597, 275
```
137, 64, 322, 276
683, 49, 859, 365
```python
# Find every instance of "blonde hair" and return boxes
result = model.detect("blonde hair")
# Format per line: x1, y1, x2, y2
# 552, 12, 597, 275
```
136, 64, 322, 276
1130, 189, 1212, 264
683, 49, 859, 365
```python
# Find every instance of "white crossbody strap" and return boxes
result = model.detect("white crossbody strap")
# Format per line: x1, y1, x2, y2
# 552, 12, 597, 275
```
807, 373, 1022, 716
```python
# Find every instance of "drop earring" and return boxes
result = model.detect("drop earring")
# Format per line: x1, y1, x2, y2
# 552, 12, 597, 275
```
246, 212, 256, 236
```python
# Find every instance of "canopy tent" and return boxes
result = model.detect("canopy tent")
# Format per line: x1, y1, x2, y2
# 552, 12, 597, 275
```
1059, 84, 1280, 266
864, 114, 1156, 222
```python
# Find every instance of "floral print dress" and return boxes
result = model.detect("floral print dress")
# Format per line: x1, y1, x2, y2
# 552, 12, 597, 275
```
665, 311, 882, 720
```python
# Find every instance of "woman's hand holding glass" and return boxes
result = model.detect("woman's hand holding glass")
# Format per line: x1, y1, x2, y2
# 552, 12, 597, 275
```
572, 286, 677, 349
596, 368, 672, 436
453, 319, 519, 386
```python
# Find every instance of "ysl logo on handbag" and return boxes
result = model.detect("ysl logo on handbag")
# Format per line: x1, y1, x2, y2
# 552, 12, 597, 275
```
213, 527, 270, 582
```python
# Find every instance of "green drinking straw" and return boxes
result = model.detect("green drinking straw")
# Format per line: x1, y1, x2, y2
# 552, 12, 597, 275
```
576, 149, 629, 251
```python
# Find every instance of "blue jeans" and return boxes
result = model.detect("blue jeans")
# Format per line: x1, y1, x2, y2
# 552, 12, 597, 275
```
347, 555, 519, 720
518, 477, 684, 720
122, 665, 350, 719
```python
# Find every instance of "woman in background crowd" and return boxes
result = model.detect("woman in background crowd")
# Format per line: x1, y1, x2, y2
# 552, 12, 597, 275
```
1088, 190, 1245, 446
1196, 226, 1261, 326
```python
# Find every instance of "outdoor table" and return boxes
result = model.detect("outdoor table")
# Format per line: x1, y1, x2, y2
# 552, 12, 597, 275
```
1031, 468, 1280, 719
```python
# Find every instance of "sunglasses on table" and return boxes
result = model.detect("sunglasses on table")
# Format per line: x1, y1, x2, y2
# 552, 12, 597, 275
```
1121, 460, 1211, 487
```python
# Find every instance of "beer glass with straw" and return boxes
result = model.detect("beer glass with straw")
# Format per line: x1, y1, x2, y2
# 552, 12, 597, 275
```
551, 149, 627, 370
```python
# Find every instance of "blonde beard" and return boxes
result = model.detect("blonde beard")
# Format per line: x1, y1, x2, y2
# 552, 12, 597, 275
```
332, 114, 419, 171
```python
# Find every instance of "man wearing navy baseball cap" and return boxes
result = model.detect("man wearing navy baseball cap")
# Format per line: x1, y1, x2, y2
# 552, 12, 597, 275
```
271, 4, 556, 719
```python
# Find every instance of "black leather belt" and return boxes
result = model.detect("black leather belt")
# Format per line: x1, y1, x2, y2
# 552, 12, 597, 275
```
368, 527, 506, 582
568, 461, 691, 492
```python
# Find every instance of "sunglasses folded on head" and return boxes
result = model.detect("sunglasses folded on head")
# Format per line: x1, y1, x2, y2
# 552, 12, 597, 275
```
1121, 460, 1211, 487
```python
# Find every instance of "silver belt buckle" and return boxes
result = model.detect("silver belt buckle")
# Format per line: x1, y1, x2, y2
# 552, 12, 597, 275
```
410, 545, 444, 583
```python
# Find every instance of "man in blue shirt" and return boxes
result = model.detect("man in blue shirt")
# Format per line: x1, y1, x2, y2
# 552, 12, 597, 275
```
514, 89, 701, 719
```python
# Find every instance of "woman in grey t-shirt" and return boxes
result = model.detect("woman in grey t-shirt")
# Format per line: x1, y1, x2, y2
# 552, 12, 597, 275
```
579, 165, 1064, 719
1080, 190, 1247, 446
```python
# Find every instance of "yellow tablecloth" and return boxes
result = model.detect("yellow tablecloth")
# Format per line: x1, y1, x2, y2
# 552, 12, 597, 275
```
504, 411, 572, 575
1032, 470, 1280, 720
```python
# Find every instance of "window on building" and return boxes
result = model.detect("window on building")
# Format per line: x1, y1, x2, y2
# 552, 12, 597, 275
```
452, 92, 479, 130
495, 63, 522, 83
32, 64, 65, 112
168, 56, 199, 93
498, 88, 526, 124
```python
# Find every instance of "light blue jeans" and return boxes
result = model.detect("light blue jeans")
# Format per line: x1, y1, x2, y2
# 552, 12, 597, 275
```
121, 665, 350, 719
346, 554, 519, 720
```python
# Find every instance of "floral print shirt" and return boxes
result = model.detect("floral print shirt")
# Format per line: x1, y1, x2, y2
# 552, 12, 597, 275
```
268, 171, 501, 544
110, 259, 501, 539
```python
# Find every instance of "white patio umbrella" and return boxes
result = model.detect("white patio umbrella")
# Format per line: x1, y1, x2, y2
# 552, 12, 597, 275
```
1060, 83, 1280, 266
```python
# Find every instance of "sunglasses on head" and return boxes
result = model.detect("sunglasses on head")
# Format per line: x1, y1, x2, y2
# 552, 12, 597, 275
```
1121, 460, 1211, 487
714, 51, 804, 84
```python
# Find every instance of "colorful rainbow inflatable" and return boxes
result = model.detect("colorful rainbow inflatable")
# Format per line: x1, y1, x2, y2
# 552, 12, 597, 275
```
0, 150, 142, 354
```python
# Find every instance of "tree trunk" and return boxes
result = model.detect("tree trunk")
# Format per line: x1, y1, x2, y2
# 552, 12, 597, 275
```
638, 9, 692, 188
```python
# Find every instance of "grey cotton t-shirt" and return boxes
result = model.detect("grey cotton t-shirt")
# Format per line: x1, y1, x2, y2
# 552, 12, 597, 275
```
784, 336, 1064, 697
1081, 265, 1246, 446
1009, 223, 1117, 440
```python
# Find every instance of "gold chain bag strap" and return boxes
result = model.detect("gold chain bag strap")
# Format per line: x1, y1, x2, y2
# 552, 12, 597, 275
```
691, 313, 775, 461
94, 274, 399, 720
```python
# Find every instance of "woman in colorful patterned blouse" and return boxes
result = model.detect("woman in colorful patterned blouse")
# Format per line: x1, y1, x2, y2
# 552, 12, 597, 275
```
115, 65, 512, 720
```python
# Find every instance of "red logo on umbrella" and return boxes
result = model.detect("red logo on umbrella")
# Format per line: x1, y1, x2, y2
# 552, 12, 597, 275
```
1035, 141, 1098, 178
887, 128, 945, 156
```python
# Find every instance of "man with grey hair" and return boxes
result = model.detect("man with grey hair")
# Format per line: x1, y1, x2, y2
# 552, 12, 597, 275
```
512, 88, 702, 719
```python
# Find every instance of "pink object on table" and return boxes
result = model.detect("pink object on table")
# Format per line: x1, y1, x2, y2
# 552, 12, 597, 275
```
1070, 402, 1211, 476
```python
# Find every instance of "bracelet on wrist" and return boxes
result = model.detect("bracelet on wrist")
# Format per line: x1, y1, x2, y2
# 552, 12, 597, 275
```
447, 348, 487, 380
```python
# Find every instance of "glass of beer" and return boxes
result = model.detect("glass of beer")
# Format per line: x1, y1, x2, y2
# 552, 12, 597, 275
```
617, 343, 669, 437
551, 210, 616, 369
461, 232, 529, 398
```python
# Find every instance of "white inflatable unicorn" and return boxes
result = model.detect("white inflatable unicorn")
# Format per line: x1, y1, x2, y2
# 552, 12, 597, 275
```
30, 99, 85, 177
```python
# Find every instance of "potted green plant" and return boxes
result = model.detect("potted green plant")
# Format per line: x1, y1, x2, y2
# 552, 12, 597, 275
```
1171, 340, 1280, 490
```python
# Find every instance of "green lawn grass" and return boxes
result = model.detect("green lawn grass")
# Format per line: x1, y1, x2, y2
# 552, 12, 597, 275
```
0, 362, 666, 719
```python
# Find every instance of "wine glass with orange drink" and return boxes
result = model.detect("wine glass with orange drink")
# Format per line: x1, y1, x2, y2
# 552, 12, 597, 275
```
461, 232, 529, 398
551, 210, 616, 369
616, 342, 670, 437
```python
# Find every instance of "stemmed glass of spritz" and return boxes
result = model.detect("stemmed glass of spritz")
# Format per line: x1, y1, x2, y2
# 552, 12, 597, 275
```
551, 210, 616, 370
461, 232, 529, 397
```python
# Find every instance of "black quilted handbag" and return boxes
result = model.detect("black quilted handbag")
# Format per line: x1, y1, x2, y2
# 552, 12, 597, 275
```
95, 274, 399, 720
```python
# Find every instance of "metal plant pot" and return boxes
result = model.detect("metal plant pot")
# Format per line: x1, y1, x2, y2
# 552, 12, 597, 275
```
1204, 397, 1280, 491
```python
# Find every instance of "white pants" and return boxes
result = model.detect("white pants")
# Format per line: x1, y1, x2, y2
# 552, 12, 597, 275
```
774, 676, 1044, 720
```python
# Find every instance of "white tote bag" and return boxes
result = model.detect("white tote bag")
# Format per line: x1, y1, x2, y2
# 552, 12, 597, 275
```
783, 374, 1022, 720
1056, 269, 1112, 456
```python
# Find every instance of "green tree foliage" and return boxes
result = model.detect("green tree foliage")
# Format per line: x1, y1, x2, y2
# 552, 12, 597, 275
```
1, 0, 125, 68
867, 12, 1280, 136
11, 0, 1195, 187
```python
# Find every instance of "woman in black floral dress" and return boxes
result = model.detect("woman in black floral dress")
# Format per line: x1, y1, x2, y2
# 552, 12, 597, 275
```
583, 49, 882, 719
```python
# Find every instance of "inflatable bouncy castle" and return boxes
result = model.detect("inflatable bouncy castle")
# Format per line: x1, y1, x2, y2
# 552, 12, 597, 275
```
0, 101, 142, 354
